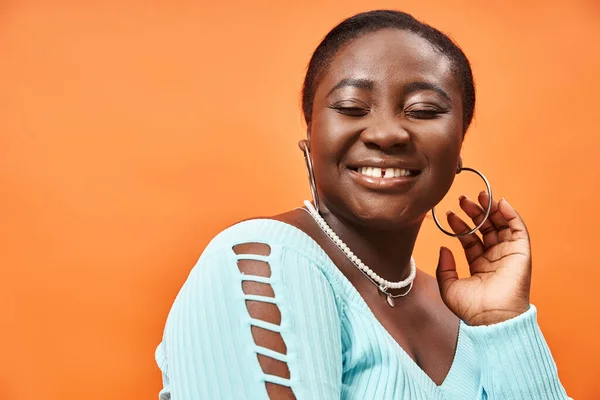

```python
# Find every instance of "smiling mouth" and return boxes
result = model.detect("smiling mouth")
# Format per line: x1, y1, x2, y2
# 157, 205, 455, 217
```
350, 166, 421, 179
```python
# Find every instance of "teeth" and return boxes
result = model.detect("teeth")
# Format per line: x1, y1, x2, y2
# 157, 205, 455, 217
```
358, 167, 412, 178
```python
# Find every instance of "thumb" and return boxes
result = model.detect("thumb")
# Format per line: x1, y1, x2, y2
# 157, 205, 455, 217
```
435, 246, 458, 302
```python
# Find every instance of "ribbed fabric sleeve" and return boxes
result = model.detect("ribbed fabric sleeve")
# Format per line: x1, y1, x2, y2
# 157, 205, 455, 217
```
156, 219, 343, 400
156, 219, 570, 399
461, 306, 569, 399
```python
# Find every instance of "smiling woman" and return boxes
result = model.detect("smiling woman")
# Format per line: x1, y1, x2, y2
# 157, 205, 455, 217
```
155, 10, 570, 400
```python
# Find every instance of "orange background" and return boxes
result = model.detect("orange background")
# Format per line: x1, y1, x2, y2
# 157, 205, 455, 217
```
1, 1, 598, 399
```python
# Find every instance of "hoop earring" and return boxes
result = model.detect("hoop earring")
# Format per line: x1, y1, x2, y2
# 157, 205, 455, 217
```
431, 164, 493, 237
301, 142, 320, 211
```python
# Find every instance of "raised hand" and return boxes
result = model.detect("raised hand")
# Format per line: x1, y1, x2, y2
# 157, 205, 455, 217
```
435, 192, 532, 326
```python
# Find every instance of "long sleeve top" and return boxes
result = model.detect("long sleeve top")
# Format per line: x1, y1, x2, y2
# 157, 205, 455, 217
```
155, 218, 569, 399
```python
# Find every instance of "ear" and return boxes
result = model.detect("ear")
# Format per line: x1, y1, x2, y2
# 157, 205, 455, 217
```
299, 124, 311, 152
298, 139, 309, 152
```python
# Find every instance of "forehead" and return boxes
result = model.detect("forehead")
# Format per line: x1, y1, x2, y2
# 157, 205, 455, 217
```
318, 29, 460, 97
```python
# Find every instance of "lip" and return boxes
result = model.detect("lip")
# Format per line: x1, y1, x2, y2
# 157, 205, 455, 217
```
348, 159, 422, 171
348, 168, 419, 190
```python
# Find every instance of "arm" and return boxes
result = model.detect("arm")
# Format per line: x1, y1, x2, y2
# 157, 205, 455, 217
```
157, 240, 343, 399
436, 194, 570, 399
462, 306, 569, 399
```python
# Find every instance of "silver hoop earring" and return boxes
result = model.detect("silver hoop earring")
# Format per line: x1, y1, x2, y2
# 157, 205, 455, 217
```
301, 142, 320, 211
431, 164, 493, 237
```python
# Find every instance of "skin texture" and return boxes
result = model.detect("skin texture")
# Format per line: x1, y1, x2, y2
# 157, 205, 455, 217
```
250, 28, 532, 395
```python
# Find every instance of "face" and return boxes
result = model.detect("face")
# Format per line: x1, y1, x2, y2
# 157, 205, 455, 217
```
308, 29, 464, 229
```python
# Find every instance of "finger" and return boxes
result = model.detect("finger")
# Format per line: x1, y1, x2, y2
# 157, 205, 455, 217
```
459, 194, 499, 248
446, 210, 485, 264
435, 246, 458, 305
498, 198, 529, 240
478, 191, 512, 242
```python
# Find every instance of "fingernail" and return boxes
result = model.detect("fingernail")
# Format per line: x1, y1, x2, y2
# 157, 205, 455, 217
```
458, 195, 467, 201
446, 210, 455, 216
479, 190, 487, 196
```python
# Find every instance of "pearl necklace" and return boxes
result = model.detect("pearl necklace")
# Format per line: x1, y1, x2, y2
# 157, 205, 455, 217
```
303, 200, 417, 307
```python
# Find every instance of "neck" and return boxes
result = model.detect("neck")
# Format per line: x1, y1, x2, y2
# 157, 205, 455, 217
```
317, 202, 423, 283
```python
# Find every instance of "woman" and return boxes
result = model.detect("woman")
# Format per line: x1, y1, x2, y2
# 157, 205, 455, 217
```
155, 10, 569, 399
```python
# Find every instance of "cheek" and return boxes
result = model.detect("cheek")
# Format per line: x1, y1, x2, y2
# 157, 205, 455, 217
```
311, 114, 345, 149
309, 114, 354, 170
307, 118, 337, 187
428, 134, 461, 167
421, 114, 463, 164
308, 116, 359, 207
421, 131, 463, 200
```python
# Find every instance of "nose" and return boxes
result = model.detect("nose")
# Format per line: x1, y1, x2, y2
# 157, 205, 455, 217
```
359, 115, 411, 151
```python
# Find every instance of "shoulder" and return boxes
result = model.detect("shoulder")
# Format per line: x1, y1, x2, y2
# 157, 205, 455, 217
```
166, 217, 345, 321
179, 218, 334, 287
201, 218, 332, 267
195, 218, 355, 305
178, 218, 347, 322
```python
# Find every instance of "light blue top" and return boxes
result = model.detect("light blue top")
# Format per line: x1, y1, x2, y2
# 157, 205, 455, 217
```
155, 219, 569, 399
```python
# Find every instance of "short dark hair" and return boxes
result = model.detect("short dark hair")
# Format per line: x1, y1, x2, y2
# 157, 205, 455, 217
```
301, 10, 476, 133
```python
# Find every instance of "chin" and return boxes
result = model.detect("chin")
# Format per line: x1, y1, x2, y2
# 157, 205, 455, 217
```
336, 196, 427, 231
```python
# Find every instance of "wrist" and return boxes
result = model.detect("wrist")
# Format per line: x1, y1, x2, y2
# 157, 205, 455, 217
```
465, 304, 530, 326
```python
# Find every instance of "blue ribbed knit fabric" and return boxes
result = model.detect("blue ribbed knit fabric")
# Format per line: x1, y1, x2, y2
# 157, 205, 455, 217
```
155, 219, 569, 399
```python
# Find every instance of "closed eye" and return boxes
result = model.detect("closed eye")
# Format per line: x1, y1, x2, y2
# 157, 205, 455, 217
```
331, 106, 370, 117
405, 109, 448, 120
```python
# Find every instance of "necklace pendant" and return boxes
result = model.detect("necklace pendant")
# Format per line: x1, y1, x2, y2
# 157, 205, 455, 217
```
386, 295, 395, 307
379, 284, 394, 307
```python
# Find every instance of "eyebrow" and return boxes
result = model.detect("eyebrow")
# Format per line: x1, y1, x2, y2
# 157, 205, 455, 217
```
403, 81, 451, 101
327, 78, 374, 97
327, 78, 451, 101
